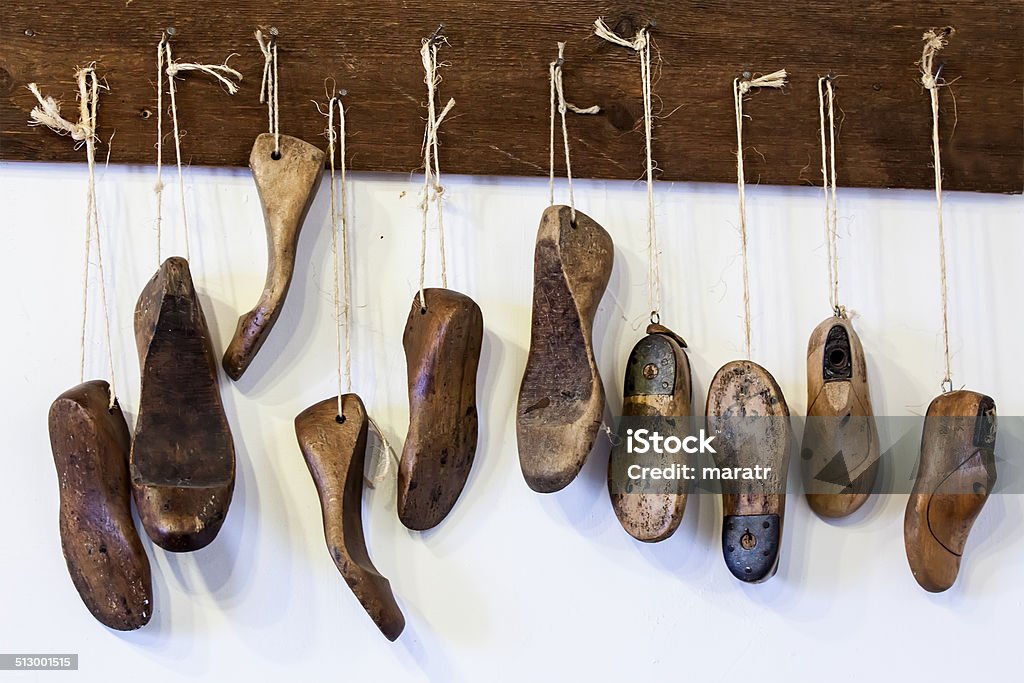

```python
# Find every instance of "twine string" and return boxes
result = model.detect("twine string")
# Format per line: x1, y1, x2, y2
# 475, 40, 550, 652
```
921, 28, 954, 392
733, 69, 787, 359
160, 38, 242, 263
324, 95, 353, 419
256, 29, 281, 156
28, 67, 117, 407
818, 76, 843, 317
365, 416, 400, 488
594, 18, 660, 323
548, 42, 601, 222
417, 30, 455, 311
155, 36, 166, 264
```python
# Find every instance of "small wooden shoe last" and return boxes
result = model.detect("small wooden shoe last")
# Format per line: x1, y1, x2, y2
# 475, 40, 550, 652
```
706, 361, 791, 583
517, 205, 613, 493
398, 288, 483, 530
49, 380, 152, 630
802, 316, 880, 517
905, 390, 997, 592
131, 256, 235, 551
296, 394, 405, 640
223, 133, 325, 380
609, 324, 692, 542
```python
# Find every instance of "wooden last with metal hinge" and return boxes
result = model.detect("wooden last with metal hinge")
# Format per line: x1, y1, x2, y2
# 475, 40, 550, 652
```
706, 361, 791, 583
608, 324, 692, 542
802, 316, 880, 518
905, 390, 997, 592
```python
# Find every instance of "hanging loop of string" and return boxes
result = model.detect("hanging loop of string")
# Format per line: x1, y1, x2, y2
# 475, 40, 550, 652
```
548, 42, 601, 223
156, 34, 242, 265
920, 28, 954, 393
322, 93, 353, 420
417, 28, 456, 312
256, 29, 281, 157
733, 69, 787, 360
818, 75, 843, 318
28, 67, 118, 409
594, 18, 660, 324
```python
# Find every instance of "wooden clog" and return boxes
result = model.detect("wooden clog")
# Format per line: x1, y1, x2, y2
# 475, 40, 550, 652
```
296, 394, 405, 640
802, 316, 879, 517
49, 380, 152, 630
517, 205, 613, 493
223, 133, 325, 380
398, 288, 483, 530
706, 360, 791, 583
131, 256, 235, 551
905, 390, 997, 592
608, 324, 692, 542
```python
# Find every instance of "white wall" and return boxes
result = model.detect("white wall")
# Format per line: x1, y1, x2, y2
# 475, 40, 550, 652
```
1, 160, 1021, 682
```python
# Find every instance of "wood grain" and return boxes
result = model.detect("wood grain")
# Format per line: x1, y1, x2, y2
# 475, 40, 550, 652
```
517, 205, 613, 493
49, 380, 152, 631
905, 389, 997, 593
705, 360, 791, 583
398, 288, 483, 531
132, 256, 235, 552
608, 324, 692, 542
222, 133, 324, 381
296, 394, 405, 641
1, 2, 1020, 192
801, 316, 880, 518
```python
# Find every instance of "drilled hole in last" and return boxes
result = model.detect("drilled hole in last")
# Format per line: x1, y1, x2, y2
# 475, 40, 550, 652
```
828, 347, 848, 370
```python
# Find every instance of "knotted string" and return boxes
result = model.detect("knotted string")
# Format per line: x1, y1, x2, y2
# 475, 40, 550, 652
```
29, 67, 117, 408
156, 35, 241, 264
818, 76, 843, 317
256, 29, 281, 157
548, 42, 601, 222
417, 29, 455, 312
920, 28, 954, 393
594, 18, 660, 323
733, 69, 787, 359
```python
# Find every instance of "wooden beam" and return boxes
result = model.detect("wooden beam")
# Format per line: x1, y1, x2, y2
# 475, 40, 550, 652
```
1, 1, 1020, 193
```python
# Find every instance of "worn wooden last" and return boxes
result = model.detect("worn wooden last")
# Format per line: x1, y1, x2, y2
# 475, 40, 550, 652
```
131, 256, 235, 552
609, 324, 692, 542
49, 380, 153, 630
517, 205, 613, 493
398, 288, 483, 530
801, 316, 880, 518
296, 394, 406, 640
905, 390, 997, 593
706, 361, 791, 583
222, 133, 325, 380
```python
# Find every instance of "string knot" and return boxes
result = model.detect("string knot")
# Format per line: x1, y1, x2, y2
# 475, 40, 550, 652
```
165, 57, 242, 94
920, 29, 951, 91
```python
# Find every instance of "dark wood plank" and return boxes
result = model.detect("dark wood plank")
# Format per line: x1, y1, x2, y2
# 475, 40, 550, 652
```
1, 1, 1020, 192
